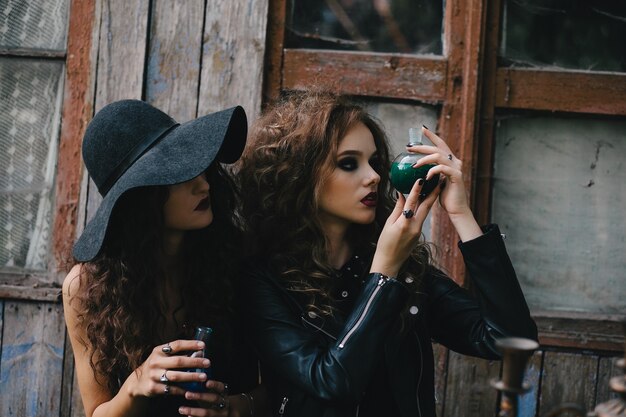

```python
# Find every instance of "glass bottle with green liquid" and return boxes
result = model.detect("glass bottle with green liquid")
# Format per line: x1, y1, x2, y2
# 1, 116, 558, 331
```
390, 127, 440, 196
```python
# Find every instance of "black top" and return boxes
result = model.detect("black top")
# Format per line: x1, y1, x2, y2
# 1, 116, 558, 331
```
331, 254, 403, 417
240, 224, 538, 417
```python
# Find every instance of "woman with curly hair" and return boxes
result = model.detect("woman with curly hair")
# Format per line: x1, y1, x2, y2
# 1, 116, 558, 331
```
63, 100, 263, 417
237, 90, 537, 417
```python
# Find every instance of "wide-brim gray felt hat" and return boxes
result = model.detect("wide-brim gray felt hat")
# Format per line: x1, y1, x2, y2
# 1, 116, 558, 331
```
73, 99, 247, 262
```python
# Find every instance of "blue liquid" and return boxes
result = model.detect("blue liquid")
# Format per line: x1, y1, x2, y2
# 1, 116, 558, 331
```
177, 326, 213, 392
178, 367, 212, 392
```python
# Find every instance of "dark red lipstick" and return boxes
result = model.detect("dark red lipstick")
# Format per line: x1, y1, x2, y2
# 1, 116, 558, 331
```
361, 192, 378, 207
195, 197, 211, 211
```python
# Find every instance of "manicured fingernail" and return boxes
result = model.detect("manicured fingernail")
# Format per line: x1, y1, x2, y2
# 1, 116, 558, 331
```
202, 359, 210, 367
178, 407, 186, 414
417, 178, 424, 185
199, 373, 207, 380
196, 341, 205, 348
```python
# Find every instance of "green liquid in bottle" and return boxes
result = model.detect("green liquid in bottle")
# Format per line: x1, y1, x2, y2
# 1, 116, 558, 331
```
390, 161, 439, 195
390, 127, 439, 196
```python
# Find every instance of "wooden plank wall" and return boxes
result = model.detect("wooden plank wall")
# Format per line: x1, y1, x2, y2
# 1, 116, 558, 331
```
0, 0, 268, 416
436, 348, 623, 417
0, 1, 623, 416
0, 302, 65, 417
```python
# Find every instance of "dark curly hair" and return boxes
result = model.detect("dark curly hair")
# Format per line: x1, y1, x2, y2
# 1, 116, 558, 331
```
238, 90, 432, 315
69, 164, 240, 393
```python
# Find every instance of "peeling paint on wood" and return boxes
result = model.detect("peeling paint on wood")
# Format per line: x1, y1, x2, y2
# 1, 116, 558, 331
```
95, 0, 148, 109
432, 343, 448, 417
52, 0, 97, 276
283, 49, 447, 102
434, 0, 488, 284
146, 0, 204, 122
443, 352, 501, 417
534, 312, 625, 351
262, 0, 286, 105
516, 351, 542, 417
0, 302, 65, 417
596, 356, 622, 404
539, 351, 598, 416
198, 0, 269, 119
495, 68, 626, 116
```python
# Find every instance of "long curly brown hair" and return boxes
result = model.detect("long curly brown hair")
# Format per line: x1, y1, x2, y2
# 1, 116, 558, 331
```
71, 164, 240, 393
238, 90, 432, 314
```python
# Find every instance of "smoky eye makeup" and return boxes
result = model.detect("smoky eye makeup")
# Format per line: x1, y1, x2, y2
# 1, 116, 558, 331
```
337, 157, 358, 171
368, 154, 382, 172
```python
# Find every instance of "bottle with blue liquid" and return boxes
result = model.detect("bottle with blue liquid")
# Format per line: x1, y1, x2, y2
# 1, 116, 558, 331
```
179, 326, 213, 392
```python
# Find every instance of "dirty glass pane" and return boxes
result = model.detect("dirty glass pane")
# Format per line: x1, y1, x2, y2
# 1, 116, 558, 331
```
492, 116, 626, 315
0, 0, 70, 51
500, 0, 626, 72
287, 0, 443, 55
0, 58, 64, 270
363, 100, 439, 239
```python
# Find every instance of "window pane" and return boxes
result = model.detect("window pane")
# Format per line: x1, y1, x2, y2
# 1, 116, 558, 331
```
364, 100, 439, 238
287, 0, 443, 55
0, 0, 70, 51
492, 116, 626, 315
500, 0, 626, 72
0, 58, 64, 271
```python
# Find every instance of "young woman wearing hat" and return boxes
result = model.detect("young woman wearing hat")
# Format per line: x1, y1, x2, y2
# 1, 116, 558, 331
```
63, 100, 262, 417
237, 90, 537, 417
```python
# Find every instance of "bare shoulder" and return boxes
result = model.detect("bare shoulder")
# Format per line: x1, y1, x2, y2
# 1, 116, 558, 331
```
63, 264, 85, 298
63, 264, 90, 351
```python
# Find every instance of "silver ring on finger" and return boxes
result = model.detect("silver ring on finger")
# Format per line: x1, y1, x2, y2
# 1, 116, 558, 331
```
160, 370, 169, 383
164, 384, 170, 395
161, 343, 173, 354
211, 397, 226, 410
447, 153, 453, 161
402, 209, 414, 219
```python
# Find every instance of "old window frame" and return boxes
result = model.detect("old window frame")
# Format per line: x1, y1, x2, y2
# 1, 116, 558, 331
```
0, 0, 96, 302
475, 0, 626, 351
263, 0, 625, 351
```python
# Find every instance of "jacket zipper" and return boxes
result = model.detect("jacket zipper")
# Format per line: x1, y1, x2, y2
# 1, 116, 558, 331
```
414, 330, 423, 417
338, 276, 387, 349
278, 396, 289, 415
301, 316, 337, 340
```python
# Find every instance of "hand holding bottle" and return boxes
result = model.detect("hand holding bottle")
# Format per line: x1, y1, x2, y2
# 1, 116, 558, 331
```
127, 340, 211, 399
370, 174, 441, 277
390, 127, 440, 197
407, 127, 482, 242
178, 326, 214, 393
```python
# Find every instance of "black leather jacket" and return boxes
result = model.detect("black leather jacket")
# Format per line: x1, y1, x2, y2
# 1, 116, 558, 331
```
241, 225, 538, 417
